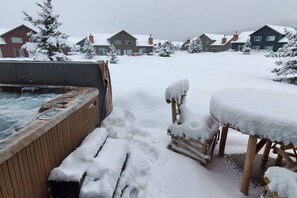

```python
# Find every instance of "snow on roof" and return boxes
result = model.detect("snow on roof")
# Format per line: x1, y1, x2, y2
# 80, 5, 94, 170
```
0, 28, 11, 36
278, 37, 288, 43
154, 39, 183, 47
210, 35, 233, 46
67, 37, 85, 45
133, 34, 153, 47
203, 33, 225, 41
230, 31, 254, 43
87, 33, 113, 46
266, 24, 294, 35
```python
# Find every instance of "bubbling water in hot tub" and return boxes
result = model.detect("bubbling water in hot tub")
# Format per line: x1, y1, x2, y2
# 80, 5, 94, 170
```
0, 92, 61, 140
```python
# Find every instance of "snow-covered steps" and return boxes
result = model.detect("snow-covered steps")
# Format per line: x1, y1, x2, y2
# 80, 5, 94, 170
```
80, 138, 129, 198
48, 128, 109, 198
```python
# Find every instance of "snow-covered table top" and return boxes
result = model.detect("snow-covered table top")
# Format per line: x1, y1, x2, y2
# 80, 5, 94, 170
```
210, 88, 297, 146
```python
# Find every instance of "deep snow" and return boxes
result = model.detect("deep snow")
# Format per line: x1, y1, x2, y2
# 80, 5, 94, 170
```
99, 51, 297, 198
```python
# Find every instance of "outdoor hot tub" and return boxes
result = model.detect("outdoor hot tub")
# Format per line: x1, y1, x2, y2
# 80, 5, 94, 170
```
0, 61, 112, 198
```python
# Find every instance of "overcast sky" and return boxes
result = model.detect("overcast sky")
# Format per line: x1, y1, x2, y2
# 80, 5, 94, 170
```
1, 0, 297, 41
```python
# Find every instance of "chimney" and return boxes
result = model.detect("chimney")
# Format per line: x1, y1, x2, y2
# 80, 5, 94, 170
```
89, 33, 94, 44
186, 37, 190, 44
221, 35, 227, 44
148, 34, 153, 45
232, 31, 239, 41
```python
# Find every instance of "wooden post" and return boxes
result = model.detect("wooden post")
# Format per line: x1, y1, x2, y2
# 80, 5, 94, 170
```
240, 135, 257, 195
218, 126, 229, 156
262, 140, 272, 162
171, 100, 177, 123
275, 143, 285, 166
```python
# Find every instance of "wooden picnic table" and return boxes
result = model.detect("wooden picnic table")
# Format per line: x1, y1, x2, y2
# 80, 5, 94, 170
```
209, 88, 297, 195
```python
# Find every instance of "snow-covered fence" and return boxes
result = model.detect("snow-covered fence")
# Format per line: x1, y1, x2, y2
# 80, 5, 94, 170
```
48, 128, 108, 198
165, 79, 219, 166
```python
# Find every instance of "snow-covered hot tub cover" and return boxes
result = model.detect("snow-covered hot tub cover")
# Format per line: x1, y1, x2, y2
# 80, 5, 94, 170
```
210, 88, 297, 146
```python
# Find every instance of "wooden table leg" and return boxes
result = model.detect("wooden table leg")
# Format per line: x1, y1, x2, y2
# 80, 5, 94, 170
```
218, 126, 229, 156
240, 135, 258, 195
275, 143, 285, 166
262, 140, 272, 162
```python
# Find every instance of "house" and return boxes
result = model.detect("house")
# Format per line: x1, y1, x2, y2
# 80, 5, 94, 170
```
199, 33, 232, 52
80, 30, 154, 56
0, 24, 36, 58
230, 31, 254, 51
250, 24, 293, 52
181, 38, 191, 51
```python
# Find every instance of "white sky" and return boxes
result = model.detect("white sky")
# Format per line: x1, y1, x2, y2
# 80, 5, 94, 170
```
0, 0, 297, 41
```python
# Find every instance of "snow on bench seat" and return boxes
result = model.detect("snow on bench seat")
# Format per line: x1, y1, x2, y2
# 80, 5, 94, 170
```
48, 128, 108, 197
264, 166, 297, 198
80, 138, 129, 198
168, 105, 219, 143
165, 79, 189, 104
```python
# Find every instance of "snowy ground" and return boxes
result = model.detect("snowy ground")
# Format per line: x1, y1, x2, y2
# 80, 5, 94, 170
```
3, 51, 297, 197
96, 51, 296, 198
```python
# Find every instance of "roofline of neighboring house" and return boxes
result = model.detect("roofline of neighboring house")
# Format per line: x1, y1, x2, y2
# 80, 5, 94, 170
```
250, 24, 289, 36
0, 24, 36, 36
107, 30, 137, 40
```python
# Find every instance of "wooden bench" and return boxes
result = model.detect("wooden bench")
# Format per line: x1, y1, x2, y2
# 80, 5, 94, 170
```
165, 79, 219, 166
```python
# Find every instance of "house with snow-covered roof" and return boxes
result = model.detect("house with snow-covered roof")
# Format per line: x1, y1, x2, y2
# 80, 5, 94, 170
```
230, 31, 254, 51
250, 24, 293, 52
0, 24, 36, 58
80, 30, 154, 56
199, 33, 233, 52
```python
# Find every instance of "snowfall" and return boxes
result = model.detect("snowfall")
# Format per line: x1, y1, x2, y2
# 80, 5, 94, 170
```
3, 51, 297, 198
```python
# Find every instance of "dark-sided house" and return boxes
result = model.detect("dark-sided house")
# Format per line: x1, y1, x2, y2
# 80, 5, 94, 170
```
230, 31, 254, 51
250, 24, 293, 52
81, 30, 154, 56
199, 33, 232, 52
0, 24, 36, 58
181, 38, 191, 51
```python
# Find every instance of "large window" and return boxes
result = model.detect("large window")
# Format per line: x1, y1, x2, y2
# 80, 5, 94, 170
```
266, 36, 276, 41
125, 40, 132, 45
114, 40, 122, 45
254, 36, 262, 42
264, 46, 274, 51
11, 37, 23, 43
139, 48, 147, 55
98, 48, 107, 56
252, 46, 260, 50
126, 49, 133, 55
14, 49, 25, 57
116, 49, 121, 55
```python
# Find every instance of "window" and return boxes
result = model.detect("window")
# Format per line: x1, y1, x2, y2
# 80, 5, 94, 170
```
206, 41, 209, 45
14, 49, 25, 57
0, 48, 2, 58
126, 49, 133, 55
116, 49, 121, 55
264, 46, 274, 51
252, 46, 260, 50
254, 36, 262, 42
114, 40, 122, 45
98, 48, 107, 56
11, 37, 23, 43
139, 48, 147, 55
125, 40, 132, 45
266, 36, 276, 41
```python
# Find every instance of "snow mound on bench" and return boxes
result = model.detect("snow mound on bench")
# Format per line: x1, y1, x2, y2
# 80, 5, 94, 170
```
165, 79, 189, 104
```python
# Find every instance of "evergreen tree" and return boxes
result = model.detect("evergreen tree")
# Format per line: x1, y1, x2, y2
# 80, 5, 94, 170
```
242, 39, 251, 54
272, 26, 297, 84
22, 0, 69, 61
188, 37, 202, 53
158, 41, 174, 57
109, 44, 118, 64
82, 39, 96, 59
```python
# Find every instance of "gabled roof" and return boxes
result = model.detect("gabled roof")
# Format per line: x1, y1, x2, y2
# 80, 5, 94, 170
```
266, 24, 294, 35
0, 28, 10, 36
210, 35, 233, 46
203, 33, 225, 41
108, 30, 137, 40
67, 37, 85, 45
278, 37, 288, 43
87, 31, 154, 47
230, 31, 254, 44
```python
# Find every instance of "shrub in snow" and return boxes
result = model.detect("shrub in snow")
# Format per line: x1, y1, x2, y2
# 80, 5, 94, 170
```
242, 39, 251, 54
22, 0, 70, 61
188, 38, 202, 53
82, 39, 97, 59
158, 41, 175, 57
109, 44, 118, 64
271, 26, 297, 84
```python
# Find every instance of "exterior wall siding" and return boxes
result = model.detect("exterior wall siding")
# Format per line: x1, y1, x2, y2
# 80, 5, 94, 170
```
108, 31, 138, 55
250, 25, 285, 52
0, 25, 35, 58
199, 34, 215, 52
